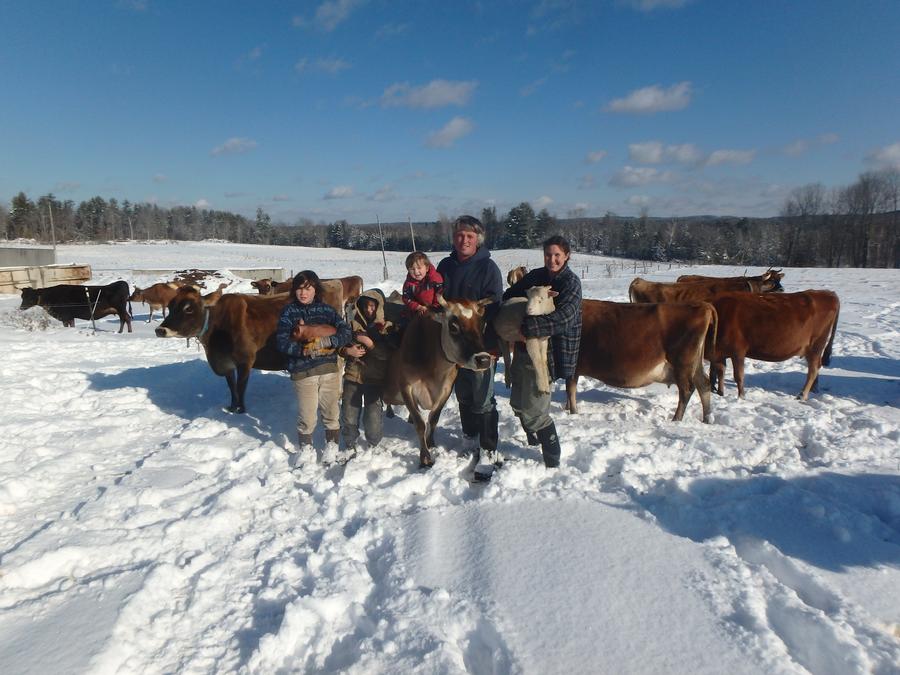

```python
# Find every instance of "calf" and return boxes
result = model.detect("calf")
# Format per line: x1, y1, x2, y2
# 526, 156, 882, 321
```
566, 299, 716, 421
129, 282, 181, 321
20, 281, 133, 333
708, 290, 840, 399
382, 295, 493, 468
493, 286, 557, 393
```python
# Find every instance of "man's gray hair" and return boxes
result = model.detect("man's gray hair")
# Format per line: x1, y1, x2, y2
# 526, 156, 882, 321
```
453, 215, 485, 247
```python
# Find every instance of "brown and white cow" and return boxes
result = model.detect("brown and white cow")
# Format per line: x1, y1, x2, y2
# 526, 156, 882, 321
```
677, 268, 784, 293
155, 281, 343, 413
382, 295, 493, 468
565, 299, 717, 422
129, 282, 182, 322
708, 290, 839, 400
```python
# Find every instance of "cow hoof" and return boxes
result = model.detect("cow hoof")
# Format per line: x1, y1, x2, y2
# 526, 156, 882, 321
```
225, 405, 246, 414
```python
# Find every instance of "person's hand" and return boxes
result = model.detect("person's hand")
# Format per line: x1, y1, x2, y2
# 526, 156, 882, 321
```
344, 343, 367, 359
356, 334, 375, 350
416, 305, 428, 315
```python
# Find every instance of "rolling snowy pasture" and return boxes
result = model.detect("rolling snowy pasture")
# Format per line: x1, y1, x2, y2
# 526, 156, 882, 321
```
0, 241, 898, 674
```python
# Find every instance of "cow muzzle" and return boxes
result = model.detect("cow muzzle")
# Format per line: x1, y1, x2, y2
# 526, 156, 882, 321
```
155, 327, 175, 337
469, 352, 493, 371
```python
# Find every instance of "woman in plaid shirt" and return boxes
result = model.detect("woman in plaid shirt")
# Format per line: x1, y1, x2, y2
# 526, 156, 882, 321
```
502, 235, 582, 468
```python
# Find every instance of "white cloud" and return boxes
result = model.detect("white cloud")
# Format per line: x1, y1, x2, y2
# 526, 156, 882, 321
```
868, 141, 900, 168
324, 186, 354, 200
195, 199, 210, 209
606, 81, 692, 114
294, 0, 367, 32
271, 195, 291, 202
381, 80, 477, 109
535, 195, 554, 209
586, 150, 607, 163
609, 166, 673, 187
626, 194, 651, 207
620, 0, 692, 11
375, 23, 409, 39
52, 181, 80, 193
295, 57, 351, 75
629, 141, 702, 165
520, 77, 548, 97
818, 132, 839, 145
578, 174, 596, 189
783, 139, 809, 157
705, 149, 755, 166
426, 117, 474, 148
210, 137, 258, 156
152, 174, 167, 184
369, 186, 397, 202
246, 45, 264, 61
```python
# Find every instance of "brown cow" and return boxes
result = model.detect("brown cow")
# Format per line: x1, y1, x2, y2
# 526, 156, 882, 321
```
630, 277, 752, 304
252, 275, 363, 311
506, 266, 527, 286
155, 281, 344, 413
677, 268, 784, 292
129, 282, 182, 322
565, 299, 716, 422
382, 295, 493, 468
708, 290, 839, 400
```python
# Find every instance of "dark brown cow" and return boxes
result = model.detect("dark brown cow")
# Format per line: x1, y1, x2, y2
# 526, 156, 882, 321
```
565, 299, 716, 422
677, 268, 784, 292
129, 282, 182, 321
156, 281, 344, 413
628, 277, 759, 304
20, 281, 133, 333
708, 290, 840, 399
382, 295, 493, 468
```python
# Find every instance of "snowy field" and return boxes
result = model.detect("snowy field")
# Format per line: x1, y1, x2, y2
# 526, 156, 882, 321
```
0, 240, 898, 675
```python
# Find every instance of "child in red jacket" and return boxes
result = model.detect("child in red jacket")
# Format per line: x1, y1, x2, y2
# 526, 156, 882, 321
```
402, 251, 444, 316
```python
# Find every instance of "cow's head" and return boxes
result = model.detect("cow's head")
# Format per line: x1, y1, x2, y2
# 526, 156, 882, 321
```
506, 265, 527, 287
525, 285, 557, 316
19, 287, 39, 310
761, 268, 785, 293
251, 279, 274, 295
128, 287, 143, 301
433, 295, 493, 370
155, 287, 206, 338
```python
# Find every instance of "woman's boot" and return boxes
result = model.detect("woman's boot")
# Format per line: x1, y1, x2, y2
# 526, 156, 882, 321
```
536, 422, 561, 468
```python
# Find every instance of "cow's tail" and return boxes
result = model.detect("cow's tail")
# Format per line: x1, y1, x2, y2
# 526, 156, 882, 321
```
821, 301, 840, 367
704, 303, 718, 362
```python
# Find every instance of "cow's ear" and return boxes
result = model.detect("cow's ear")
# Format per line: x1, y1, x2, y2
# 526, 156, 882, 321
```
548, 290, 559, 297
436, 294, 449, 308
476, 298, 492, 307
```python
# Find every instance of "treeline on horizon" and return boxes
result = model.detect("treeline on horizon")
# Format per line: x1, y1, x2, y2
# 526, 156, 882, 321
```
2, 167, 897, 268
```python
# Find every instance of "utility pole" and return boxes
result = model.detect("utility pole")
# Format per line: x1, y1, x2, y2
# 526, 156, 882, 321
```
376, 215, 389, 281
47, 200, 57, 261
408, 214, 416, 251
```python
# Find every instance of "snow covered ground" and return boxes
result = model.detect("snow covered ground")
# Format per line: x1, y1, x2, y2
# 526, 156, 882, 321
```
0, 240, 898, 674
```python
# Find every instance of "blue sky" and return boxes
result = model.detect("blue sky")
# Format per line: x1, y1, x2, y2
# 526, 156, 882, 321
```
2, 0, 898, 223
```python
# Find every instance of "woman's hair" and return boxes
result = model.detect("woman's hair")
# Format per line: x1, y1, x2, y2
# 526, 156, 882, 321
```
452, 215, 485, 247
291, 270, 324, 301
405, 251, 431, 270
543, 234, 572, 256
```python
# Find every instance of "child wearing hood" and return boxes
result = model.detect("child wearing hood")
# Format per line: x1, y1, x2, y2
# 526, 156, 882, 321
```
339, 288, 395, 453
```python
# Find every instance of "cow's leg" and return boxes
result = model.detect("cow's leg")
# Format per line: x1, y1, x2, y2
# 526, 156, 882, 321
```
672, 369, 693, 421
733, 356, 746, 398
425, 378, 457, 450
400, 386, 432, 468
710, 360, 726, 396
565, 375, 578, 414
798, 352, 821, 401
693, 361, 712, 423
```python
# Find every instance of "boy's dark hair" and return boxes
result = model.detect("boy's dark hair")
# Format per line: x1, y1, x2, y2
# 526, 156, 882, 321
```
291, 270, 324, 301
543, 234, 572, 256
405, 251, 431, 270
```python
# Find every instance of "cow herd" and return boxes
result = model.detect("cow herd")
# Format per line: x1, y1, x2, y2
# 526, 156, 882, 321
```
16, 266, 840, 454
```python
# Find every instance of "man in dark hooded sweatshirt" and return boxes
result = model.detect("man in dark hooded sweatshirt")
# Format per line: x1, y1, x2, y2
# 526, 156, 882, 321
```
437, 215, 504, 481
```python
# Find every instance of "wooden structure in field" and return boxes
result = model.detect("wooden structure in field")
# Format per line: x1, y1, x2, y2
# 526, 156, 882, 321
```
0, 264, 93, 294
